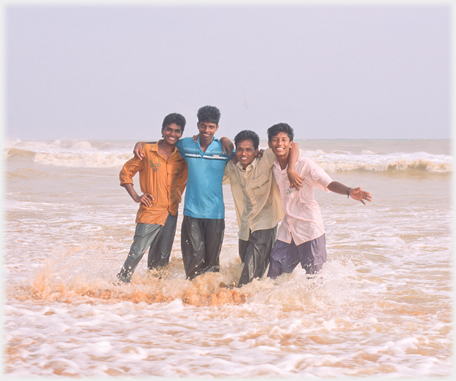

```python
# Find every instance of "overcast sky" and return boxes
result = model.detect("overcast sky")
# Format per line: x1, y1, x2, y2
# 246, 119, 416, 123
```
5, 2, 451, 141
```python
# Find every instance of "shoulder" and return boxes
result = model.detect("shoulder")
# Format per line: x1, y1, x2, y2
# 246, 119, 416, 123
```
211, 137, 224, 150
262, 148, 277, 165
297, 154, 328, 175
177, 137, 193, 146
208, 137, 229, 157
143, 143, 155, 152
225, 160, 236, 174
176, 137, 196, 151
296, 154, 314, 166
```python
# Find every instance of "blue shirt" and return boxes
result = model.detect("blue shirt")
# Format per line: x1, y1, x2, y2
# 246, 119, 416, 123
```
176, 137, 233, 219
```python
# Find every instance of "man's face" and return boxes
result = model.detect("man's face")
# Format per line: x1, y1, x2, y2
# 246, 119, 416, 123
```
268, 131, 293, 159
197, 121, 219, 141
235, 139, 258, 169
162, 123, 183, 145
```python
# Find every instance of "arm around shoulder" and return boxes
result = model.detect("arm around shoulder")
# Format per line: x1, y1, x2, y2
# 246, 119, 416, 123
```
287, 143, 304, 189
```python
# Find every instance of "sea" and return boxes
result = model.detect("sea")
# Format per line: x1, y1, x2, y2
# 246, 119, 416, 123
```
3, 138, 452, 378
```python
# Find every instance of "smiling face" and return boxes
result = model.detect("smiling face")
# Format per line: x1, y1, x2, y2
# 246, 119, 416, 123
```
268, 131, 293, 160
235, 139, 258, 169
162, 123, 183, 146
197, 121, 219, 144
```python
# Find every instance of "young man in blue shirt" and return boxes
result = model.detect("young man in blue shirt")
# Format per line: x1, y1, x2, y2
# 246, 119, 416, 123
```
176, 106, 234, 279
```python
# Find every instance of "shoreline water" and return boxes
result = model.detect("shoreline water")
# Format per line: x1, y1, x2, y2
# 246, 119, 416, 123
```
3, 139, 452, 377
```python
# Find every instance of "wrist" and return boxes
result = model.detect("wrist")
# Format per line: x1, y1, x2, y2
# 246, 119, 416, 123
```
346, 187, 351, 198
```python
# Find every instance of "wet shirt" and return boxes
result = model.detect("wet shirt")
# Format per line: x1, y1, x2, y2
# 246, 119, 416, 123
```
176, 137, 233, 219
224, 148, 284, 241
119, 142, 187, 225
272, 155, 333, 245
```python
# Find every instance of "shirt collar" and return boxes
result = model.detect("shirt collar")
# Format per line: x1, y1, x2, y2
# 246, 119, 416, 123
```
197, 136, 219, 149
149, 140, 180, 155
235, 157, 259, 172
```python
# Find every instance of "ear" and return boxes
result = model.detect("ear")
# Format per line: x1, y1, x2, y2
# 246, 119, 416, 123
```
268, 141, 272, 148
289, 141, 293, 149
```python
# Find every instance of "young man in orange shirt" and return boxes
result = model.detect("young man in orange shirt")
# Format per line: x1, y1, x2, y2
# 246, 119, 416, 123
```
116, 113, 188, 283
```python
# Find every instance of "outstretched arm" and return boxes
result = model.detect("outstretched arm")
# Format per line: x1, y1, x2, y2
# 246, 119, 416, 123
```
327, 181, 373, 205
133, 141, 155, 159
122, 183, 154, 207
287, 143, 304, 189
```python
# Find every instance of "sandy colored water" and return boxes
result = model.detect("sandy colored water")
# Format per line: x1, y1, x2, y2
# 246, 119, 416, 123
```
3, 139, 452, 377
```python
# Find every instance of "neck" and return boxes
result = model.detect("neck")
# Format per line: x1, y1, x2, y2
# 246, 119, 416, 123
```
158, 140, 175, 152
199, 136, 214, 151
278, 155, 288, 170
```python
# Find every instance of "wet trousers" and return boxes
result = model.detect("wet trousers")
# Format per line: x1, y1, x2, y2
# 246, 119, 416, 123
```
267, 234, 327, 278
117, 213, 178, 282
238, 225, 277, 287
181, 215, 225, 280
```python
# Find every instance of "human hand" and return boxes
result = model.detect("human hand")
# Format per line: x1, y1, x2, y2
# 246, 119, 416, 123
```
192, 134, 200, 143
287, 168, 303, 190
349, 187, 372, 205
134, 142, 146, 159
257, 149, 264, 158
137, 193, 154, 207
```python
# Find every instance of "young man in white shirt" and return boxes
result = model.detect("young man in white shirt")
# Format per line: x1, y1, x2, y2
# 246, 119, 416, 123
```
266, 123, 372, 278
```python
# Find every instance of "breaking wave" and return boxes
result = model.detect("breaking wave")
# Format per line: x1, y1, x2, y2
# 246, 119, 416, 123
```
4, 139, 452, 173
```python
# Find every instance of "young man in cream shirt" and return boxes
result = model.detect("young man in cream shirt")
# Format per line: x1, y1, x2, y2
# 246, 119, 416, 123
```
223, 130, 301, 286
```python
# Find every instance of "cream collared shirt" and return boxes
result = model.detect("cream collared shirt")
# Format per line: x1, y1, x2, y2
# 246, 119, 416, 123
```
272, 155, 333, 245
224, 148, 284, 241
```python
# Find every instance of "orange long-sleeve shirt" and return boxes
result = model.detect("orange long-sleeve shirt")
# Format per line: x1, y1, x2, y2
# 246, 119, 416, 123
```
119, 142, 187, 225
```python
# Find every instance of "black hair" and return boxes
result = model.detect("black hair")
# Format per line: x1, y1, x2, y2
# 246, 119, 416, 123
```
267, 123, 294, 142
162, 113, 186, 132
234, 130, 260, 150
197, 105, 221, 125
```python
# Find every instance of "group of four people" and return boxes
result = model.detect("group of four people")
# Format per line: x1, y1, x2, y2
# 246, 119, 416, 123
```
116, 105, 372, 287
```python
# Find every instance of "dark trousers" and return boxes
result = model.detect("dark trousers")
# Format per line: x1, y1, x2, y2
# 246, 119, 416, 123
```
147, 213, 178, 269
238, 225, 277, 287
181, 215, 225, 280
117, 213, 177, 283
267, 234, 327, 279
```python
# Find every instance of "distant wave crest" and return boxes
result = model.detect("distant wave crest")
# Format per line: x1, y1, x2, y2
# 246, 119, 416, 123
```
4, 140, 452, 172
5, 139, 134, 168
310, 151, 451, 173
33, 152, 134, 168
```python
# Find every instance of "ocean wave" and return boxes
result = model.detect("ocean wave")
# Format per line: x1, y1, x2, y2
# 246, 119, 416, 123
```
306, 151, 451, 173
4, 139, 134, 168
4, 140, 452, 172
33, 152, 133, 168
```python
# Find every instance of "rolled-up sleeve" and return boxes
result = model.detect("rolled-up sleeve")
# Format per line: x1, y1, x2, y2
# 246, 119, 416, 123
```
119, 157, 144, 186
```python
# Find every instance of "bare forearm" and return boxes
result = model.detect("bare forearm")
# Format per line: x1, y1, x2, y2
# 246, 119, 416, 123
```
287, 142, 299, 170
122, 183, 140, 203
327, 181, 349, 195
328, 181, 373, 205
286, 143, 303, 188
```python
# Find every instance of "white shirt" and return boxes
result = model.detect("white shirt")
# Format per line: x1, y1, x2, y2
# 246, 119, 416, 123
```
224, 148, 284, 241
273, 155, 333, 245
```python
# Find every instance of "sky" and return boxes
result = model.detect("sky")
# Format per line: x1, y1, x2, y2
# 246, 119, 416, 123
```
4, 1, 451, 141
